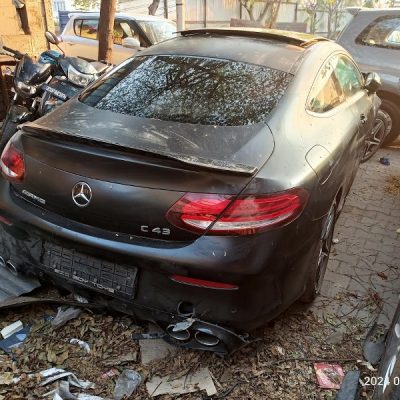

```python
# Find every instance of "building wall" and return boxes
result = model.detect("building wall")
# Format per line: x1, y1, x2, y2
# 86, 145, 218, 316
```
0, 0, 55, 56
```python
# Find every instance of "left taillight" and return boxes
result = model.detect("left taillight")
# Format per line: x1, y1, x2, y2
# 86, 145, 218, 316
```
166, 189, 308, 236
0, 142, 25, 182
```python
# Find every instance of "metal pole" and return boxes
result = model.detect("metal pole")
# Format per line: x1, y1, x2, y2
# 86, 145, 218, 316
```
176, 0, 185, 31
164, 0, 168, 18
204, 0, 207, 27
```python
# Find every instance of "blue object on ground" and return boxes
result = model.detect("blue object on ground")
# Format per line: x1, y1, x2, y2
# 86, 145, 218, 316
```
0, 326, 30, 354
379, 157, 390, 165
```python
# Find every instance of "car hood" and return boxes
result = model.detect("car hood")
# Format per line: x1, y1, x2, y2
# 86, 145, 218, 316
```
25, 98, 275, 175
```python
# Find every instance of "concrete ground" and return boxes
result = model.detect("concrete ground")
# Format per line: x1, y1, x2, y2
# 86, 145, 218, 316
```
312, 145, 400, 330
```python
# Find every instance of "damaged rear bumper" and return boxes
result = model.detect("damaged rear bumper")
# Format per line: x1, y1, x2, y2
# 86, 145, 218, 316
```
0, 179, 321, 352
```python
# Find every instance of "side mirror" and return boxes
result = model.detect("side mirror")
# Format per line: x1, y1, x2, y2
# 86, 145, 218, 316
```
45, 31, 61, 45
122, 37, 140, 49
364, 72, 381, 95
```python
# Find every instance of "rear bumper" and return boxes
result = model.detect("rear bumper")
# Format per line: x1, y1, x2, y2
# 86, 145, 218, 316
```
0, 178, 322, 342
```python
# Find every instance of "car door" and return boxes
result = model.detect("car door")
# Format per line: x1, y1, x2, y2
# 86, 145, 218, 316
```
63, 18, 100, 62
305, 53, 371, 215
111, 19, 143, 65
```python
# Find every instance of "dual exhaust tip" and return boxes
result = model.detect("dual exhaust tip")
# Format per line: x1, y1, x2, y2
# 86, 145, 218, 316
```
0, 256, 20, 276
166, 324, 220, 347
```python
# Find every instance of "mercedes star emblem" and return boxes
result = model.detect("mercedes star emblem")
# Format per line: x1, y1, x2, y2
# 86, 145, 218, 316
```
72, 182, 92, 207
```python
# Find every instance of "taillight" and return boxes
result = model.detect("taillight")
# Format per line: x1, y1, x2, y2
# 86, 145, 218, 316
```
166, 189, 308, 236
0, 142, 25, 182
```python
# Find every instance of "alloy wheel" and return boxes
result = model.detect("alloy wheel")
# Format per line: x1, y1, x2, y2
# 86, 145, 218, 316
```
362, 112, 387, 162
315, 204, 336, 293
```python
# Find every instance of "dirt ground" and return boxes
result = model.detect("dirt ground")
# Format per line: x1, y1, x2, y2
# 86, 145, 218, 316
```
0, 147, 399, 399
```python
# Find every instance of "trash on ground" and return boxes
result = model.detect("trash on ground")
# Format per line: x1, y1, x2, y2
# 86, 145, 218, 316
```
113, 369, 141, 400
100, 369, 119, 380
0, 326, 29, 353
0, 372, 15, 385
379, 157, 390, 166
40, 368, 95, 389
146, 367, 217, 397
0, 266, 40, 302
336, 370, 361, 400
1, 320, 23, 339
46, 380, 103, 400
70, 338, 91, 353
52, 307, 82, 329
314, 363, 344, 389
332, 238, 339, 244
139, 338, 177, 365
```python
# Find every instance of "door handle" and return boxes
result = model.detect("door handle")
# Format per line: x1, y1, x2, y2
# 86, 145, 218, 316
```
360, 114, 367, 124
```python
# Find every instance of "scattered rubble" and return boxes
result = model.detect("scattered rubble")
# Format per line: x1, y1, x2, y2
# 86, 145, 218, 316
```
314, 363, 344, 389
113, 369, 141, 400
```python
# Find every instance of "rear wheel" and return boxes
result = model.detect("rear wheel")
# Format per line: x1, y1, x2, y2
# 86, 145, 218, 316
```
300, 200, 337, 303
381, 99, 400, 146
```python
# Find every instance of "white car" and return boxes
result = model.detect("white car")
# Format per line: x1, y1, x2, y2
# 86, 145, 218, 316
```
59, 12, 177, 65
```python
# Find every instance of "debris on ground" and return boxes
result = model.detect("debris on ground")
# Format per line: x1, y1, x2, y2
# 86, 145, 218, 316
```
1, 320, 23, 339
314, 363, 344, 389
70, 338, 91, 354
52, 307, 82, 329
113, 369, 141, 400
332, 238, 339, 244
146, 367, 217, 397
385, 175, 400, 195
0, 325, 29, 353
0, 266, 40, 302
379, 157, 390, 166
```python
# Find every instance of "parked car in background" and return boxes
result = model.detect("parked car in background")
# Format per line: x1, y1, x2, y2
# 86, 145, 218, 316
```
0, 28, 380, 354
337, 8, 400, 145
59, 12, 177, 65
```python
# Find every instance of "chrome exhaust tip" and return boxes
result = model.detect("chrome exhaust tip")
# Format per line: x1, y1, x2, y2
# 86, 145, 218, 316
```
195, 331, 220, 347
166, 325, 191, 341
6, 261, 19, 276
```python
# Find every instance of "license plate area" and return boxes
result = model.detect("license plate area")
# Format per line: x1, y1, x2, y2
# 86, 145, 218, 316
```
41, 242, 137, 299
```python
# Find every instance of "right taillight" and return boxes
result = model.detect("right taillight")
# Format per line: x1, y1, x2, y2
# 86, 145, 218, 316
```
166, 189, 308, 236
0, 142, 25, 182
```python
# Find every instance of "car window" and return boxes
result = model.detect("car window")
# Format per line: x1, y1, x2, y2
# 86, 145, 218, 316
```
136, 21, 177, 44
113, 20, 142, 46
356, 16, 400, 49
334, 55, 363, 98
73, 19, 82, 36
80, 55, 293, 126
308, 56, 344, 113
80, 19, 99, 40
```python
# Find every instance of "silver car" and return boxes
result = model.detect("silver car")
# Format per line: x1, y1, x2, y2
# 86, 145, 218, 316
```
59, 12, 177, 65
337, 8, 400, 145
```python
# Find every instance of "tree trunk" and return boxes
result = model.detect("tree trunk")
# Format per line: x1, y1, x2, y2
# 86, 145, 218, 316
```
149, 0, 161, 15
98, 0, 117, 63
164, 0, 168, 18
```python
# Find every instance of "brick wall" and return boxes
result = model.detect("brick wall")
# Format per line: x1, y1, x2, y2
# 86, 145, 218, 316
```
0, 0, 55, 56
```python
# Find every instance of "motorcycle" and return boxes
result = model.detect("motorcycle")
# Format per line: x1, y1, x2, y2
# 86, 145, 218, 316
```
0, 32, 111, 151
40, 31, 111, 116
0, 45, 57, 151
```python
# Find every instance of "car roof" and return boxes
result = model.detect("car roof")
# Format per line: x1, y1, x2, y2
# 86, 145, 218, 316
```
68, 12, 171, 22
140, 28, 332, 74
346, 7, 400, 16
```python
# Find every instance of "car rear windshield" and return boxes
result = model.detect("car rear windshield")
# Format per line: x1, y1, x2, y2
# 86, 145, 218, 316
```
80, 55, 292, 126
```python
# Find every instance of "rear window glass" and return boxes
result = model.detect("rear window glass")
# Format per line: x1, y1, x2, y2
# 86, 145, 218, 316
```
80, 55, 292, 126
356, 16, 400, 49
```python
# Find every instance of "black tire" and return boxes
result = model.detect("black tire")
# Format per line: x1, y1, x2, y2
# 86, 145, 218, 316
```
300, 200, 337, 303
0, 114, 18, 153
361, 110, 388, 163
381, 98, 400, 146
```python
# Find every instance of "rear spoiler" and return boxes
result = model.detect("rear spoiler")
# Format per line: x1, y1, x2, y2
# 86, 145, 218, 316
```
21, 123, 258, 176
